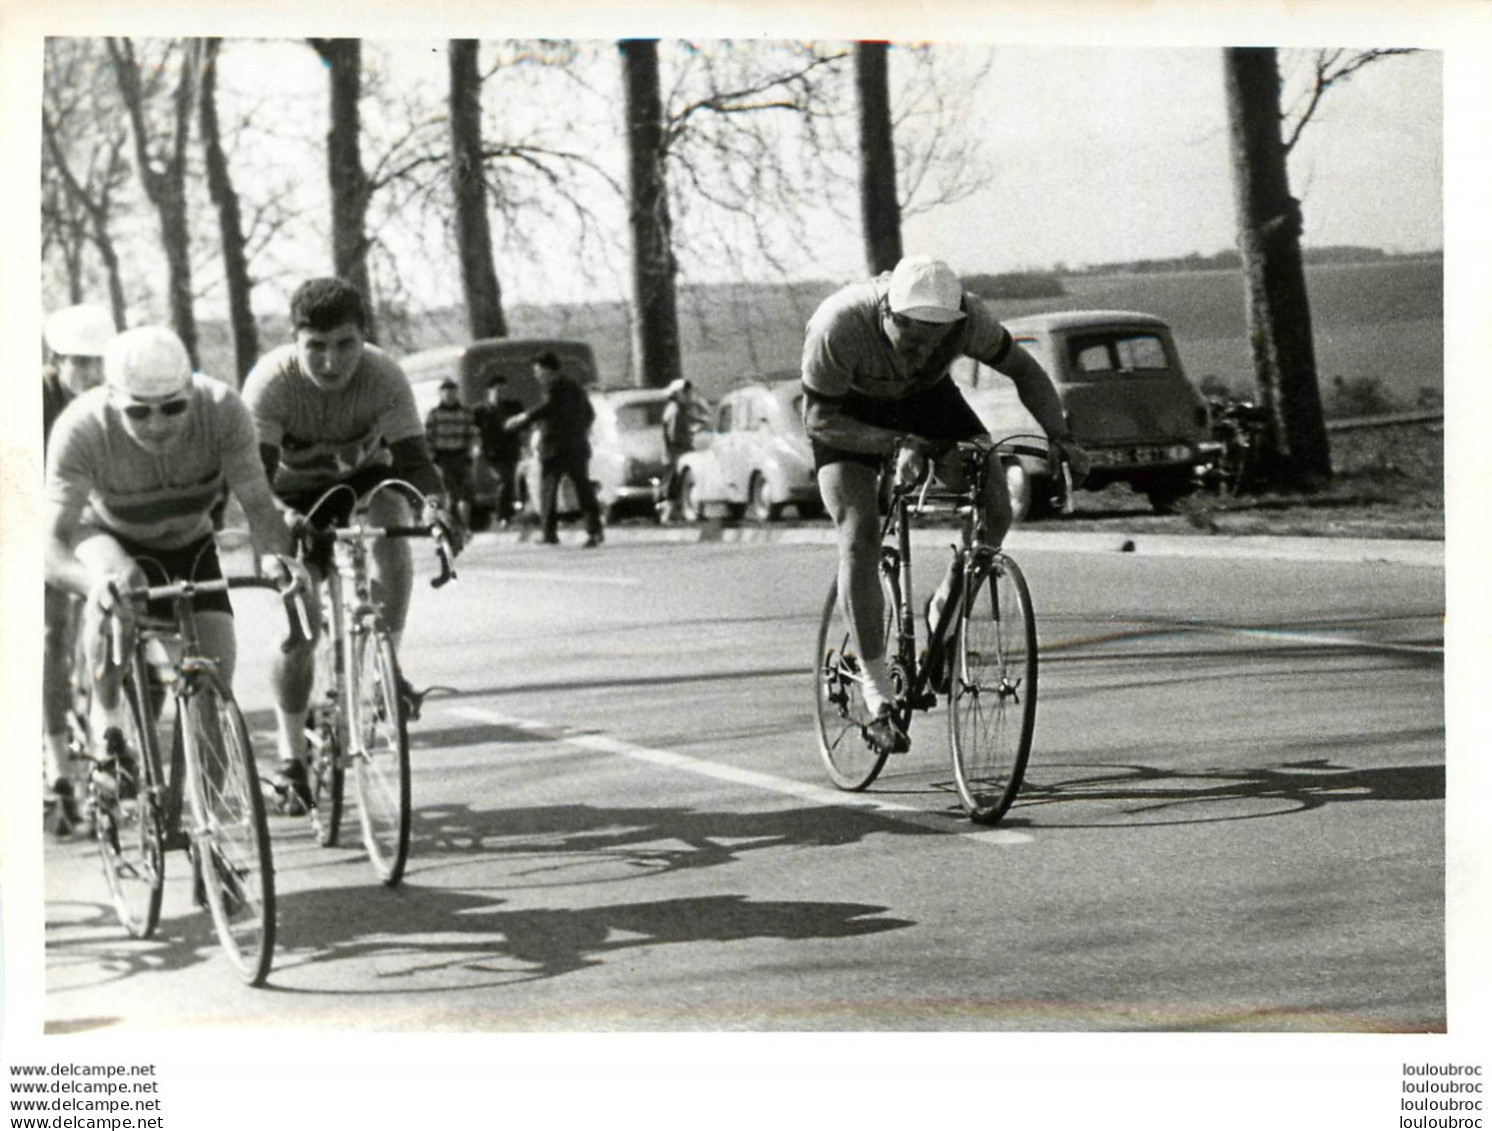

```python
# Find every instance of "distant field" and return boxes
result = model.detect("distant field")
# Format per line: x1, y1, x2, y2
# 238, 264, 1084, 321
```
198, 258, 1442, 410
489, 257, 1443, 407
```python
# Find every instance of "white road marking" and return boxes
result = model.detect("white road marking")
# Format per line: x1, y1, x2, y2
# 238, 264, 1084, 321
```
486, 568, 642, 587
446, 704, 1033, 846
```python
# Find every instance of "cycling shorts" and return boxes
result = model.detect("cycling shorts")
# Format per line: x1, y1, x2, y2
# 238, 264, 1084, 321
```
807, 376, 986, 473
102, 531, 232, 619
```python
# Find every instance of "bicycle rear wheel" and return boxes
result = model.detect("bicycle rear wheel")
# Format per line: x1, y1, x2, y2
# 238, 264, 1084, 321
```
349, 629, 411, 885
93, 673, 165, 938
307, 628, 344, 847
184, 677, 276, 986
948, 552, 1037, 824
813, 574, 900, 790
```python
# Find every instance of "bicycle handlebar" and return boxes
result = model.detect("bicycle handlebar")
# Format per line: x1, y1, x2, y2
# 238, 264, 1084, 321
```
297, 522, 458, 589
105, 573, 312, 665
890, 434, 1072, 514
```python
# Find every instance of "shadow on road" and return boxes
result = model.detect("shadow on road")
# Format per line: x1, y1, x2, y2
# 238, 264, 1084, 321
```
1014, 752, 1443, 829
265, 885, 914, 989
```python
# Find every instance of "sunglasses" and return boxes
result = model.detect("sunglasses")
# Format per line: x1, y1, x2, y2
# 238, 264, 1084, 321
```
121, 398, 189, 421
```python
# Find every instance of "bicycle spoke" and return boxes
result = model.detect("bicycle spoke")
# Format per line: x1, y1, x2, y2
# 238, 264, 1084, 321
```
350, 631, 410, 885
92, 678, 164, 938
185, 683, 275, 986
949, 555, 1037, 824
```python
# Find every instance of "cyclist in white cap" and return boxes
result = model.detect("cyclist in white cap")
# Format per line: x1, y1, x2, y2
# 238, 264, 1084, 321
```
801, 255, 1090, 756
45, 326, 298, 788
41, 303, 116, 828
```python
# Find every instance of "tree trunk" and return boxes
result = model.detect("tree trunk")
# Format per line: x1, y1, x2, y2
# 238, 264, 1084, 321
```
107, 37, 200, 366
199, 38, 258, 386
1223, 47, 1332, 488
620, 39, 681, 390
310, 38, 376, 338
855, 42, 902, 275
448, 39, 507, 341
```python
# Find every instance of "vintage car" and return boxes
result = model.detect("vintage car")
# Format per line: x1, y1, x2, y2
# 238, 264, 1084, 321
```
516, 386, 674, 522
675, 379, 821, 522
953, 309, 1213, 517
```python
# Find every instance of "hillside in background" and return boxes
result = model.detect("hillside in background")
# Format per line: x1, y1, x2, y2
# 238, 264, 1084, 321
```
195, 254, 1442, 411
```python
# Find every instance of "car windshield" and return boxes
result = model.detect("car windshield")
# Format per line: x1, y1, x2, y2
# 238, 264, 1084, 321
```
613, 401, 667, 431
1069, 332, 1170, 374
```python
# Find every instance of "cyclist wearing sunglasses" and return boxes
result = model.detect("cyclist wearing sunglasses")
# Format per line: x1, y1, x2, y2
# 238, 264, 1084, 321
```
241, 277, 456, 811
801, 256, 1090, 756
44, 326, 297, 768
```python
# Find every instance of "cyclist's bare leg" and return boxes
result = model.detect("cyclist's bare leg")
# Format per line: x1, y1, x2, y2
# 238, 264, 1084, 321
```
42, 585, 79, 786
269, 570, 322, 765
73, 533, 140, 728
817, 461, 894, 714
365, 488, 414, 650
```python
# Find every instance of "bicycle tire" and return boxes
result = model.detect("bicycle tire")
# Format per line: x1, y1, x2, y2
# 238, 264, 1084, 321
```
184, 677, 276, 986
307, 628, 344, 847
349, 630, 411, 885
948, 552, 1037, 824
813, 574, 900, 790
92, 672, 165, 938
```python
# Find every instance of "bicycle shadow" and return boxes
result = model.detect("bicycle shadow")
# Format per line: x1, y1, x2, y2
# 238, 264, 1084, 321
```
1008, 752, 1443, 829
268, 884, 914, 991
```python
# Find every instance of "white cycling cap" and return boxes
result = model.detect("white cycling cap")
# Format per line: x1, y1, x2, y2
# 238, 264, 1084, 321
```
104, 326, 192, 400
887, 256, 966, 324
44, 303, 116, 358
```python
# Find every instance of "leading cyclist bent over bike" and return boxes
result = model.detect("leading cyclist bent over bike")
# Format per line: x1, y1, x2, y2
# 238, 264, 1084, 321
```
801, 256, 1090, 756
44, 327, 298, 793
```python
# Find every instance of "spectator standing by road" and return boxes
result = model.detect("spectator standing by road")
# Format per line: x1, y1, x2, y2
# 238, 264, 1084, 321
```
504, 351, 604, 547
657, 377, 707, 523
425, 378, 480, 530
41, 303, 115, 830
473, 374, 525, 527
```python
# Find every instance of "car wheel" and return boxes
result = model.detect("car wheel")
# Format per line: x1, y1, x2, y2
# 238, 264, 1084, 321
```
746, 475, 777, 523
679, 470, 703, 523
1145, 479, 1194, 514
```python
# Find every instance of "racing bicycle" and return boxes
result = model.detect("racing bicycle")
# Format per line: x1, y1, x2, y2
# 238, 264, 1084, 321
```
85, 563, 308, 986
813, 435, 1066, 824
295, 480, 457, 887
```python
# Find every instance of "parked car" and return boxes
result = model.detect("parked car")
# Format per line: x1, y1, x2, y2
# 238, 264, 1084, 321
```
675, 379, 821, 522
516, 387, 674, 522
404, 338, 599, 529
952, 310, 1213, 517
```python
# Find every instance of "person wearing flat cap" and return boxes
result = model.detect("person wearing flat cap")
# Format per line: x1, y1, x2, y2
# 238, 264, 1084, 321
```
800, 255, 1090, 757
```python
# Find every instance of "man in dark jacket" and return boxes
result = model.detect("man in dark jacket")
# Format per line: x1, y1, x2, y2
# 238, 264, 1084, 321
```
473, 374, 525, 527
504, 351, 604, 547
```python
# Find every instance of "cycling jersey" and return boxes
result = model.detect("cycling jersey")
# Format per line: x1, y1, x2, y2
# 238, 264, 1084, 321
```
242, 342, 425, 497
801, 272, 1014, 402
45, 375, 261, 551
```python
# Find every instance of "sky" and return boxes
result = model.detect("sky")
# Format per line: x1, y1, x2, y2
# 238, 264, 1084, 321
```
199, 38, 1444, 309
2, 0, 1490, 1125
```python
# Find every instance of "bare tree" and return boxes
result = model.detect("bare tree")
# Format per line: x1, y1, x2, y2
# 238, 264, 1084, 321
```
41, 38, 131, 327
1223, 47, 1418, 490
620, 39, 681, 390
107, 36, 200, 364
449, 39, 506, 340
308, 37, 376, 336
855, 41, 901, 274
199, 38, 258, 385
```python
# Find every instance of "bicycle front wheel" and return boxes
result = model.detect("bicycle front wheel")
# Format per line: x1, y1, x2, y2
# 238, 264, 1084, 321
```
93, 673, 165, 938
184, 678, 276, 986
307, 628, 344, 847
813, 574, 899, 790
948, 552, 1037, 824
349, 630, 411, 885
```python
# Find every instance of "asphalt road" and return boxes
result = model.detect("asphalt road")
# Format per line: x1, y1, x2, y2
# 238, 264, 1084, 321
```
41, 523, 1446, 1034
